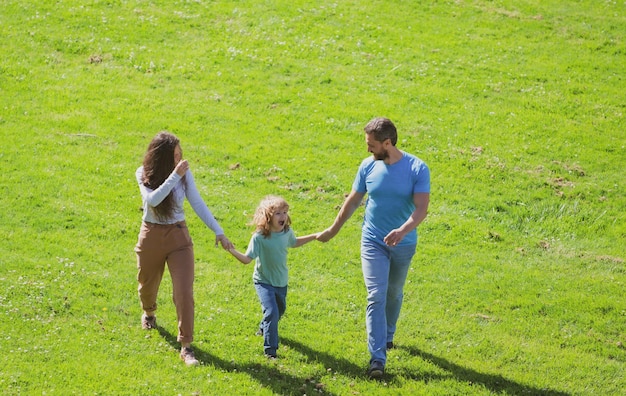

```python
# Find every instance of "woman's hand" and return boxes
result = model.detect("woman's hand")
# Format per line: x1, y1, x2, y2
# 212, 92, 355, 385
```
175, 159, 189, 176
216, 235, 234, 250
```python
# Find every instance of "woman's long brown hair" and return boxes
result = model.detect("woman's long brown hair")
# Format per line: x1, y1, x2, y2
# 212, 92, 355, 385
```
141, 131, 184, 221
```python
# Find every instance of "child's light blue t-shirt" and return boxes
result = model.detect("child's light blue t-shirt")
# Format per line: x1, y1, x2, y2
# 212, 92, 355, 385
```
352, 151, 430, 246
245, 229, 297, 287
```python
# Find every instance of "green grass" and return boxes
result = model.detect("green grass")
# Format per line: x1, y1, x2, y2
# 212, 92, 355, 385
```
1, 0, 625, 394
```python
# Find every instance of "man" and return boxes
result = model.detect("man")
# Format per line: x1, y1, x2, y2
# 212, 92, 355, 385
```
317, 117, 430, 378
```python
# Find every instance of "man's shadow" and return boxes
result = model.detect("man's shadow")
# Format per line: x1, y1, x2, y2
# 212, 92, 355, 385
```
156, 326, 339, 396
399, 344, 570, 395
283, 339, 569, 395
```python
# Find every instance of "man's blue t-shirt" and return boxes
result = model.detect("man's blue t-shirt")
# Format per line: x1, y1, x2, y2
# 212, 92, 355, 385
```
352, 151, 430, 246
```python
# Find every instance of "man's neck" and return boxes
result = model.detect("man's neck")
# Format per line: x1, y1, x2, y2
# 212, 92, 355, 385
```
383, 147, 403, 165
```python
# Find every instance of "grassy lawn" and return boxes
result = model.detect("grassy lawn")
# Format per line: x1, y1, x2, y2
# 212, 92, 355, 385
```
0, 0, 624, 394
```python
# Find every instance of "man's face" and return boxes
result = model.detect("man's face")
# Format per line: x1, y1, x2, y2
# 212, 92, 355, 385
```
366, 133, 389, 161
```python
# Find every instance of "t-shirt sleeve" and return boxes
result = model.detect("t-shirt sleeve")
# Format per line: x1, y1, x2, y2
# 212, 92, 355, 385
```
352, 159, 369, 193
245, 234, 259, 259
413, 162, 431, 194
289, 229, 297, 248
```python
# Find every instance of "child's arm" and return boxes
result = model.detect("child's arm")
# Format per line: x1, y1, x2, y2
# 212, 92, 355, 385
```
228, 247, 253, 264
294, 233, 320, 248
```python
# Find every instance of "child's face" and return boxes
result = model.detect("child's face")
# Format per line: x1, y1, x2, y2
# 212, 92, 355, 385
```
269, 207, 289, 232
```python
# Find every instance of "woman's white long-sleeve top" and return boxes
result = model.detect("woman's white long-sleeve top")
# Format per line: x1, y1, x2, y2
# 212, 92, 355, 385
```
136, 166, 224, 235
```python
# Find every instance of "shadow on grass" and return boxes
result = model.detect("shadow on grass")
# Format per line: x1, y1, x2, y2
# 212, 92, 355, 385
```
399, 345, 571, 395
155, 326, 339, 396
281, 337, 365, 378
152, 327, 567, 394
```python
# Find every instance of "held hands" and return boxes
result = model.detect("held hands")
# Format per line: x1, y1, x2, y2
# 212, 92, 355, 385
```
175, 159, 189, 176
224, 243, 253, 265
215, 235, 234, 250
316, 228, 337, 243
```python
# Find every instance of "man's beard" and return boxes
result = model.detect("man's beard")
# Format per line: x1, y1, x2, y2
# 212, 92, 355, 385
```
373, 150, 389, 161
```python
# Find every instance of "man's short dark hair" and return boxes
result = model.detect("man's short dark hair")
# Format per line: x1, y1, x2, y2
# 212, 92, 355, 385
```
364, 117, 398, 146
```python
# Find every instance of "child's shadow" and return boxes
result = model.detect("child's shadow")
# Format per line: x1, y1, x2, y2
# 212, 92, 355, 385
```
155, 326, 339, 396
281, 337, 365, 377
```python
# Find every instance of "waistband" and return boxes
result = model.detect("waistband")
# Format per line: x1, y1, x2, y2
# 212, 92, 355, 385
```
143, 221, 187, 228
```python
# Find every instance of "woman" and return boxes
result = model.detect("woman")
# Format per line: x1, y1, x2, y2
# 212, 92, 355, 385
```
134, 131, 233, 366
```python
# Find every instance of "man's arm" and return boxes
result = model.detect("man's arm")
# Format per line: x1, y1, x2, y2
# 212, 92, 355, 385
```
317, 190, 365, 242
383, 192, 430, 246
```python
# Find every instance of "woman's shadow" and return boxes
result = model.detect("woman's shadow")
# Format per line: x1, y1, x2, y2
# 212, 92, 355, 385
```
155, 326, 340, 396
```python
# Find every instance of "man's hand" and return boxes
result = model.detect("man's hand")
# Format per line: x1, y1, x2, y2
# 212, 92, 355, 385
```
316, 228, 337, 243
383, 229, 405, 247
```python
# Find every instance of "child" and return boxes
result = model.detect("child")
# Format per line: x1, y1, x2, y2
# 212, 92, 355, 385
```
227, 195, 318, 359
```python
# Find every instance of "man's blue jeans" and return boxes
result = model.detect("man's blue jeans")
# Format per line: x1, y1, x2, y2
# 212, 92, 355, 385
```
361, 238, 416, 365
254, 282, 287, 356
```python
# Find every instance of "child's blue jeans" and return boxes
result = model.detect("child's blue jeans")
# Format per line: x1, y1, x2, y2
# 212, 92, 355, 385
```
254, 282, 287, 356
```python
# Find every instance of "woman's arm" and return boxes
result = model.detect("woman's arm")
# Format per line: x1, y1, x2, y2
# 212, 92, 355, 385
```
136, 166, 182, 207
183, 169, 225, 235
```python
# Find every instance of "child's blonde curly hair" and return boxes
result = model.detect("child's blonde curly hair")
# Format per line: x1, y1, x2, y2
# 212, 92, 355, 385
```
252, 195, 292, 238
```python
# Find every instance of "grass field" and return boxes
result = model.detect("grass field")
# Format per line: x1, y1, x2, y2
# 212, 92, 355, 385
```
1, 0, 625, 395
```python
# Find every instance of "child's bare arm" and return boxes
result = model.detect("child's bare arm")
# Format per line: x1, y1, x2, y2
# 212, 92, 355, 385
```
228, 248, 253, 264
294, 233, 320, 248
